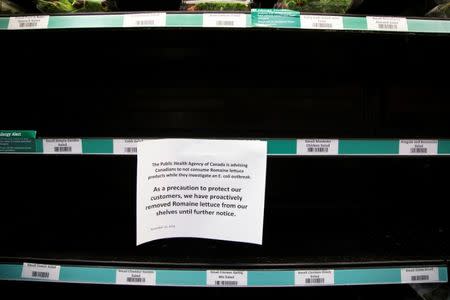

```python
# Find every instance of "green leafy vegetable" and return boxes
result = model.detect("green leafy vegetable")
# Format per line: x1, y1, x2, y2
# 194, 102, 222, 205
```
274, 0, 353, 13
183, 1, 250, 11
36, 0, 116, 13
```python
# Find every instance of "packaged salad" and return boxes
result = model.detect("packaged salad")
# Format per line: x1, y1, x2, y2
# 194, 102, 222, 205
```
181, 0, 252, 11
426, 0, 450, 18
36, 0, 117, 13
274, 0, 362, 13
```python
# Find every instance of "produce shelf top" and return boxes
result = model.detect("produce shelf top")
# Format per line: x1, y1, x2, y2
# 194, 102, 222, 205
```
0, 10, 449, 33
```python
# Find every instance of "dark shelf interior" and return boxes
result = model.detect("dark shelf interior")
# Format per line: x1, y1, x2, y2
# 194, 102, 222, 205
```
1, 29, 450, 139
1, 155, 448, 267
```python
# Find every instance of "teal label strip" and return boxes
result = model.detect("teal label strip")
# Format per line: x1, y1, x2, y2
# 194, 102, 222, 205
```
48, 15, 123, 29
252, 9, 300, 28
0, 17, 9, 29
82, 139, 114, 154
0, 264, 447, 286
2, 14, 450, 32
438, 140, 450, 154
248, 270, 294, 286
166, 14, 203, 27
339, 140, 399, 155
407, 19, 450, 33
343, 16, 368, 30
59, 266, 116, 284
0, 130, 36, 138
439, 267, 448, 282
156, 270, 206, 286
0, 264, 22, 280
267, 139, 297, 155
335, 268, 400, 285
2, 138, 450, 155
35, 139, 44, 153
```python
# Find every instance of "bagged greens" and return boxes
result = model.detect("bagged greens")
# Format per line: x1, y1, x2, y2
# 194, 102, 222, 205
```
0, 0, 24, 14
427, 0, 450, 18
274, 0, 356, 13
36, 0, 116, 13
181, 0, 251, 11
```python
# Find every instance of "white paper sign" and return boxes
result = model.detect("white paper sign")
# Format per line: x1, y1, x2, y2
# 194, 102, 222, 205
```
8, 16, 49, 30
137, 139, 267, 245
43, 139, 82, 154
366, 17, 408, 32
123, 13, 166, 27
113, 139, 144, 154
116, 269, 156, 285
399, 140, 438, 155
295, 270, 334, 286
22, 263, 60, 281
207, 270, 248, 286
203, 14, 247, 28
301, 15, 343, 30
297, 139, 339, 155
401, 267, 439, 283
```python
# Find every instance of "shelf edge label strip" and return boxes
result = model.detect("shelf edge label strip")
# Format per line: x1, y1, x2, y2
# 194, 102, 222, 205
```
0, 264, 447, 286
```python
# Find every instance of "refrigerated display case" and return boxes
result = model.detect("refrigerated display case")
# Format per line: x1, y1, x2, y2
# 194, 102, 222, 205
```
0, 0, 449, 298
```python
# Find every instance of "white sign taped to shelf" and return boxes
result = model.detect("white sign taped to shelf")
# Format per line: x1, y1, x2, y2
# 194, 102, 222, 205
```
136, 139, 267, 245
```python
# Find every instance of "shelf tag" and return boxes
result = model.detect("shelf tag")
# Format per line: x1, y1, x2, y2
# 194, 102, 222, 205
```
203, 13, 247, 28
8, 16, 49, 30
295, 270, 334, 286
123, 13, 166, 27
116, 269, 156, 285
366, 16, 408, 31
22, 263, 60, 281
297, 139, 339, 155
401, 267, 439, 283
43, 139, 82, 154
301, 15, 344, 30
207, 270, 248, 286
399, 140, 438, 155
113, 139, 144, 154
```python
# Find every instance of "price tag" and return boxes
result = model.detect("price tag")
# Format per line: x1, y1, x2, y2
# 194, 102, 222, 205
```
399, 140, 438, 155
43, 139, 82, 154
123, 13, 166, 27
301, 15, 343, 30
22, 263, 60, 281
297, 139, 339, 155
203, 14, 247, 28
401, 267, 439, 283
113, 139, 144, 154
207, 270, 247, 286
8, 16, 49, 30
116, 269, 156, 285
295, 270, 334, 286
366, 17, 408, 32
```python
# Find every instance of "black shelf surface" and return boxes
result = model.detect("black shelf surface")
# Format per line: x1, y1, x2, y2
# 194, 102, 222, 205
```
1, 155, 448, 268
0, 28, 449, 139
